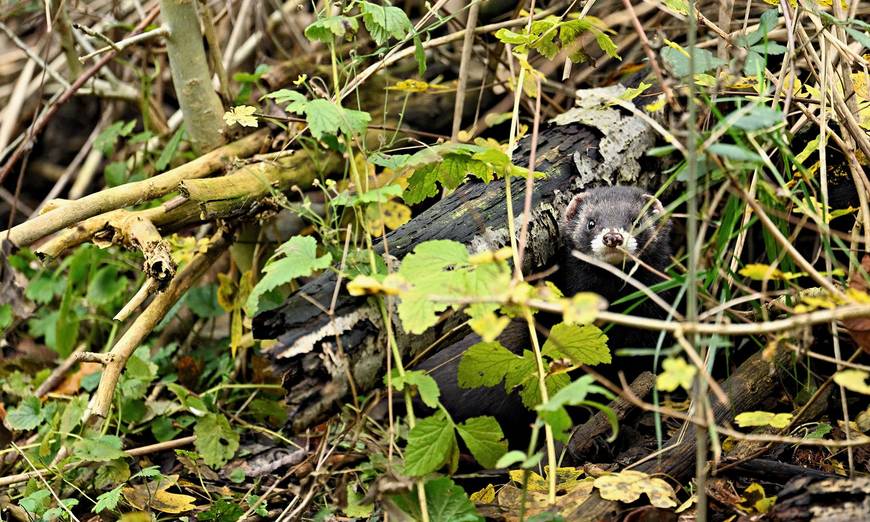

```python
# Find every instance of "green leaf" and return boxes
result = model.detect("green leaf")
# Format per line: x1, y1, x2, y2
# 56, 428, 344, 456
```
59, 394, 88, 434
456, 416, 508, 468
396, 240, 471, 333
195, 413, 240, 468
361, 1, 412, 46
245, 235, 332, 315
457, 341, 521, 389
494, 28, 531, 46
740, 9, 780, 47
303, 99, 371, 138
496, 450, 527, 468
733, 105, 783, 131
707, 143, 763, 162
156, 127, 185, 171
403, 164, 440, 204
660, 46, 725, 77
414, 34, 427, 76
519, 371, 570, 410
846, 27, 870, 50
55, 278, 79, 357
541, 323, 611, 366
0, 303, 12, 330
93, 486, 123, 513
104, 161, 127, 187
73, 434, 127, 462
332, 183, 403, 207
187, 284, 223, 318
340, 108, 371, 136
750, 42, 787, 55
392, 476, 483, 522
304, 16, 351, 43
26, 272, 64, 304
387, 369, 441, 408
656, 356, 696, 392
19, 489, 51, 516
94, 459, 130, 490
6, 396, 43, 430
404, 412, 456, 476
94, 120, 134, 156
537, 375, 616, 440
304, 98, 343, 138
87, 266, 127, 306
265, 89, 308, 114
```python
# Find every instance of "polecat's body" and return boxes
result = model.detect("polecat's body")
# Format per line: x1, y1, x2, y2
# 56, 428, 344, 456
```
556, 186, 673, 329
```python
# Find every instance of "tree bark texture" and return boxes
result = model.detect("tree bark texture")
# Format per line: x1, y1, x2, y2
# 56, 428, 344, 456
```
160, 0, 226, 153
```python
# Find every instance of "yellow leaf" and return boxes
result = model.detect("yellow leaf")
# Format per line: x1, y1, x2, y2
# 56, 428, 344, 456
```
644, 94, 667, 113
833, 369, 870, 395
656, 357, 696, 392
346, 274, 408, 296
562, 292, 603, 325
470, 484, 496, 503
122, 475, 197, 514
740, 482, 777, 514
617, 82, 652, 102
740, 263, 805, 281
216, 273, 237, 312
734, 411, 794, 429
855, 405, 870, 432
663, 39, 690, 58
150, 490, 198, 514
381, 200, 412, 230
469, 311, 511, 342
510, 469, 548, 491
484, 112, 513, 128
593, 470, 678, 508
119, 513, 151, 522
675, 494, 695, 513
468, 247, 512, 265
223, 105, 259, 128
386, 79, 452, 93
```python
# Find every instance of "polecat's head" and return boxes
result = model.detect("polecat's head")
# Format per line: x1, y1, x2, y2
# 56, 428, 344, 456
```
561, 186, 671, 265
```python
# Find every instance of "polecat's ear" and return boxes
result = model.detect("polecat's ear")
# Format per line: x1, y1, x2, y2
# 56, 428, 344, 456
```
642, 194, 665, 215
564, 192, 586, 223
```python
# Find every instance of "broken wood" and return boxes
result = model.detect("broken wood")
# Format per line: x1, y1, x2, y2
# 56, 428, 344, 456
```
565, 348, 794, 521
767, 475, 870, 521
566, 370, 655, 462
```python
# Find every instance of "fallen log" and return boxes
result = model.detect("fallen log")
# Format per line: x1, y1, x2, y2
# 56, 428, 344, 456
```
253, 85, 664, 433
565, 348, 793, 520
768, 475, 870, 521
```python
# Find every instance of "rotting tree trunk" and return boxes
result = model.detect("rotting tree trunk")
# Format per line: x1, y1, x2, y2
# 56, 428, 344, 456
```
160, 0, 226, 153
253, 86, 663, 433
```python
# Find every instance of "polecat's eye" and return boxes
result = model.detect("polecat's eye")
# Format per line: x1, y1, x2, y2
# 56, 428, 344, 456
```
587, 219, 596, 230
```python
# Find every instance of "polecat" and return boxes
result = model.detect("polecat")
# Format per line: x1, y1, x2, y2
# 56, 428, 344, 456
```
410, 186, 674, 439
557, 185, 673, 328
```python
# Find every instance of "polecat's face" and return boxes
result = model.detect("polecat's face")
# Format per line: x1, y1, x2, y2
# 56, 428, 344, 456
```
562, 186, 668, 265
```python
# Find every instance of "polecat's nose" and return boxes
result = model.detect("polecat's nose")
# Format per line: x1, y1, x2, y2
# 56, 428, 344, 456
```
603, 232, 624, 248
